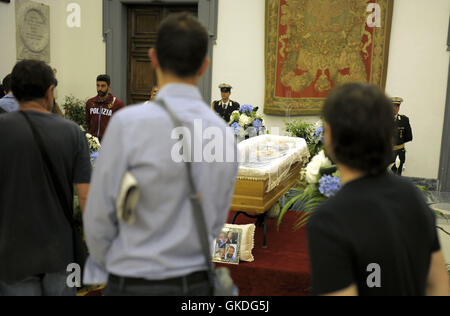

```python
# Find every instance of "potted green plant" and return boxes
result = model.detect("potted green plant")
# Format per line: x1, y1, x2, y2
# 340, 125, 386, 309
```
63, 95, 87, 130
285, 119, 323, 159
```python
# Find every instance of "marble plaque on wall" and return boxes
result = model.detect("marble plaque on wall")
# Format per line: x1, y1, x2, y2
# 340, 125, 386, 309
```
16, 0, 50, 63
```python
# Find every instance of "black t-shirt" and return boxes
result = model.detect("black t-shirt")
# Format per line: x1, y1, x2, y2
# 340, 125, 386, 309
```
0, 111, 91, 283
307, 172, 440, 296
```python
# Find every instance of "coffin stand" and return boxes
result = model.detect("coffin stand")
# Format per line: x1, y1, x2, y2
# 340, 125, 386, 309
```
230, 161, 304, 248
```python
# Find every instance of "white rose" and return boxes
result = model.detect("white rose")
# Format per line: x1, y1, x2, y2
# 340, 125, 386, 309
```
305, 150, 331, 184
239, 115, 252, 127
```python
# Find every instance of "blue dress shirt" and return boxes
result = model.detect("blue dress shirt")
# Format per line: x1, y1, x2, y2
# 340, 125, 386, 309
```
0, 94, 19, 113
83, 83, 239, 283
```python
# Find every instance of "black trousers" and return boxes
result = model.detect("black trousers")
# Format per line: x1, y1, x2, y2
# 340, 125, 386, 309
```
391, 149, 406, 176
104, 271, 211, 296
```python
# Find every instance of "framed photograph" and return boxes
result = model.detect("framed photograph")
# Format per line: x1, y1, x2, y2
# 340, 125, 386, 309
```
212, 227, 242, 265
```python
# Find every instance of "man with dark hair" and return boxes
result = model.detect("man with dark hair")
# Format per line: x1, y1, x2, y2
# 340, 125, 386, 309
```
0, 83, 5, 99
85, 74, 125, 141
84, 13, 238, 296
225, 246, 236, 261
0, 60, 92, 296
212, 84, 240, 123
307, 83, 449, 296
0, 74, 19, 113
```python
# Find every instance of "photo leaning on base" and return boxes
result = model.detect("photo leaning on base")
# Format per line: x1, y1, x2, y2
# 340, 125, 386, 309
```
212, 228, 242, 265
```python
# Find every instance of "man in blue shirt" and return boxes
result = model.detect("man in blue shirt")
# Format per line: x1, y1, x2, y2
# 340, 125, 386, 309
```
0, 74, 19, 113
84, 13, 239, 296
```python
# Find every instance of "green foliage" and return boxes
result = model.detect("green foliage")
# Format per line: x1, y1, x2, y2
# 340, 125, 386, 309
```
277, 181, 327, 231
63, 95, 87, 130
416, 186, 450, 236
285, 119, 323, 158
285, 119, 315, 142
277, 165, 338, 231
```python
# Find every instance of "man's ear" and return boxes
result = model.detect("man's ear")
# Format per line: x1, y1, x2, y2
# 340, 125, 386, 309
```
45, 85, 55, 110
45, 85, 54, 100
197, 58, 210, 78
149, 48, 159, 70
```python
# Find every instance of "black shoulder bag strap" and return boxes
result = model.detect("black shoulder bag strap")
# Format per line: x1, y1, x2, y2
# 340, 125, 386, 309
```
153, 100, 216, 291
19, 111, 76, 235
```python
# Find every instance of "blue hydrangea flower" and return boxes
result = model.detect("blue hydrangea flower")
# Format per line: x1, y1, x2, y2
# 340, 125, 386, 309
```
318, 175, 341, 198
231, 122, 241, 136
314, 126, 325, 143
252, 119, 263, 132
240, 105, 254, 114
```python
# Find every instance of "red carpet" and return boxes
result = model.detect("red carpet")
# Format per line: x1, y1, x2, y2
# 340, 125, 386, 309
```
216, 211, 311, 296
82, 211, 311, 296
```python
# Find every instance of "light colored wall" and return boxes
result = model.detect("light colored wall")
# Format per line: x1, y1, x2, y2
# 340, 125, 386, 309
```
1, 0, 449, 179
0, 0, 105, 106
385, 0, 450, 179
211, 0, 450, 179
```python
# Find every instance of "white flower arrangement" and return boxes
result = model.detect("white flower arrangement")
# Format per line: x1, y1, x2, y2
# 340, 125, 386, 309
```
278, 150, 340, 230
229, 105, 266, 139
305, 150, 332, 184
86, 133, 101, 153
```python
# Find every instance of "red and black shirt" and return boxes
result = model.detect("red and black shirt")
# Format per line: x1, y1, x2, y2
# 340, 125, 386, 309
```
85, 94, 125, 141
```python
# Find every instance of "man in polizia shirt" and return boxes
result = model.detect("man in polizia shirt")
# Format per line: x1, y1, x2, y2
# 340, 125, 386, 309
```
85, 75, 125, 141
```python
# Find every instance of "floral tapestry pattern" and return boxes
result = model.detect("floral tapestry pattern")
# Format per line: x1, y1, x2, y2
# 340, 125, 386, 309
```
265, 0, 393, 116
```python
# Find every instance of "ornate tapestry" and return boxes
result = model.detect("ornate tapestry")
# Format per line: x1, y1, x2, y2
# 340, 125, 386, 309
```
265, 0, 393, 116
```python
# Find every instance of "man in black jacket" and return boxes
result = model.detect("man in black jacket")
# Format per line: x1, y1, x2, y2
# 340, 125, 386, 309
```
212, 83, 240, 123
391, 97, 413, 176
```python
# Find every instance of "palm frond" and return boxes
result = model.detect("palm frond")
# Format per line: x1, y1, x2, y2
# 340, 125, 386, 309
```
278, 182, 327, 231
277, 192, 304, 230
434, 209, 448, 220
437, 226, 450, 237
416, 185, 428, 193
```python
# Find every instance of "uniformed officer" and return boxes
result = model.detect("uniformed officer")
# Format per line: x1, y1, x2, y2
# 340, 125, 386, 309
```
212, 83, 240, 123
391, 97, 413, 176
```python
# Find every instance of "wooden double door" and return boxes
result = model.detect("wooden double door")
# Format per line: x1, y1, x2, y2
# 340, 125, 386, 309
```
127, 5, 198, 105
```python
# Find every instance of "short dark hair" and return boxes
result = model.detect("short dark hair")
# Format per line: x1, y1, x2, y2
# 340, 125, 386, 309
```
2, 74, 12, 93
96, 74, 111, 85
11, 60, 57, 103
322, 83, 395, 176
156, 13, 209, 78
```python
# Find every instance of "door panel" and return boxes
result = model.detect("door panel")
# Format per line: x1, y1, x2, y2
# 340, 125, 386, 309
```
127, 5, 198, 105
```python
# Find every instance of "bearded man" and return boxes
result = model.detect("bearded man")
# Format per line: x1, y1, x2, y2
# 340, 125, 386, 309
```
85, 74, 125, 141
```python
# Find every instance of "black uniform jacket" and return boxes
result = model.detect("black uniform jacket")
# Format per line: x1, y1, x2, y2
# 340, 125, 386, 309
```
394, 114, 413, 146
212, 100, 240, 123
